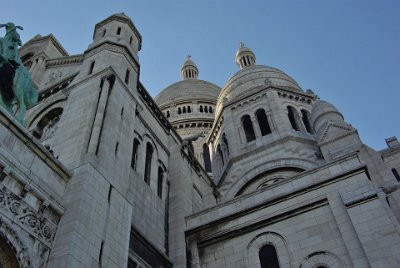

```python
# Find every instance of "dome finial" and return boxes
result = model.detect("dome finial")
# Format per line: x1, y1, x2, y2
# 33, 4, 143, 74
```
181, 55, 198, 80
236, 43, 256, 69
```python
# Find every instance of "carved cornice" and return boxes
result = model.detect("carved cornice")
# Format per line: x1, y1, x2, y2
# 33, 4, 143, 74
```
230, 91, 266, 110
46, 54, 83, 68
0, 187, 58, 247
137, 82, 171, 134
38, 74, 76, 102
276, 89, 313, 103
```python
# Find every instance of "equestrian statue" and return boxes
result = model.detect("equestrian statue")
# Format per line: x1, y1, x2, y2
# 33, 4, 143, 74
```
0, 22, 37, 125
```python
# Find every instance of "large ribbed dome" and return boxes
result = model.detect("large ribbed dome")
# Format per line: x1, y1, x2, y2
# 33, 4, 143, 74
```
155, 79, 220, 107
218, 65, 302, 104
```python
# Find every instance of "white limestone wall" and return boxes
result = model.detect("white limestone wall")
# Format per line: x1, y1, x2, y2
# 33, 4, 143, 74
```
186, 154, 400, 267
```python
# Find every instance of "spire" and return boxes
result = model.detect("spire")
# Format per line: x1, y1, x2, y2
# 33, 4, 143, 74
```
181, 55, 198, 80
235, 43, 256, 69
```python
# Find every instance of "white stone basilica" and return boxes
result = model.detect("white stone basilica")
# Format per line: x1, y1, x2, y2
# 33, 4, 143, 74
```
1, 13, 400, 268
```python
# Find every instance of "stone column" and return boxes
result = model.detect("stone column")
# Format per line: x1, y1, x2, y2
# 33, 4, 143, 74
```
87, 76, 113, 154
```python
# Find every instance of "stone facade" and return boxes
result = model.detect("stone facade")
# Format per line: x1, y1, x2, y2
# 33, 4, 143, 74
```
0, 13, 399, 268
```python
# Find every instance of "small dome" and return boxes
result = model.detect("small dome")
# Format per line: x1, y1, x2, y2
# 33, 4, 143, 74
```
217, 65, 301, 105
155, 79, 220, 107
181, 55, 198, 80
236, 43, 256, 69
311, 100, 344, 133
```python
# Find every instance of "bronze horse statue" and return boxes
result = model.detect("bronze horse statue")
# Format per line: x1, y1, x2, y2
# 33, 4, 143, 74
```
0, 22, 37, 124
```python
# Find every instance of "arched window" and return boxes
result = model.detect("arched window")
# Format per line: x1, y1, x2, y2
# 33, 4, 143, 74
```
256, 109, 272, 136
117, 27, 121, 35
131, 138, 140, 170
144, 143, 153, 185
301, 109, 313, 134
199, 106, 203, 113
203, 144, 212, 172
222, 133, 230, 156
183, 107, 186, 114
188, 106, 191, 113
204, 106, 208, 113
287, 106, 299, 131
32, 108, 63, 140
259, 245, 280, 268
166, 111, 170, 118
178, 107, 182, 114
217, 144, 224, 166
242, 115, 256, 142
157, 167, 164, 198
209, 106, 213, 113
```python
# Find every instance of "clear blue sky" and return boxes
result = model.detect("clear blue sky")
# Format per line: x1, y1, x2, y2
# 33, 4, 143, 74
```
3, 0, 399, 150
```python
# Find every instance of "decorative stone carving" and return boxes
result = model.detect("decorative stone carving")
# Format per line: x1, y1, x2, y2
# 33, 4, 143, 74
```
0, 187, 57, 245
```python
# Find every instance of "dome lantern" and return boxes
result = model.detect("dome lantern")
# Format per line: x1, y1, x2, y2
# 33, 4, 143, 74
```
235, 43, 256, 69
181, 55, 198, 80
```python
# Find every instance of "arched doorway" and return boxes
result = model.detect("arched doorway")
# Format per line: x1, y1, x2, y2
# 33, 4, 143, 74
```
0, 237, 19, 268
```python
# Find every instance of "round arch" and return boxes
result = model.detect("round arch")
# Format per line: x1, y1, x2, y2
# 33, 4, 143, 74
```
299, 251, 346, 268
224, 158, 317, 199
0, 217, 32, 268
245, 231, 293, 268
26, 96, 67, 129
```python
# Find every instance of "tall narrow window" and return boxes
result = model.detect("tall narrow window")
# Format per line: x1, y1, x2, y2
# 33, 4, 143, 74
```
222, 133, 230, 156
157, 167, 164, 198
117, 27, 121, 35
115, 142, 119, 156
183, 107, 186, 114
256, 109, 272, 136
102, 29, 106, 37
217, 144, 224, 166
393, 168, 400, 182
301, 109, 313, 134
125, 69, 130, 84
242, 115, 256, 142
204, 106, 208, 113
287, 106, 299, 131
166, 111, 170, 118
199, 106, 203, 113
131, 138, 140, 170
129, 36, 133, 44
209, 106, 213, 113
188, 106, 191, 113
178, 107, 182, 114
89, 61, 95, 75
259, 245, 280, 268
144, 143, 153, 184
203, 144, 212, 172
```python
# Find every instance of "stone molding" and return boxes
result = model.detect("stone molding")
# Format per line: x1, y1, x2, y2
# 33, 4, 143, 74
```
299, 251, 346, 268
46, 54, 83, 68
